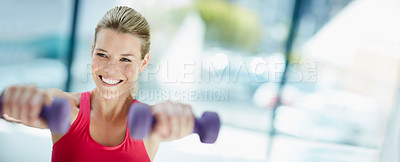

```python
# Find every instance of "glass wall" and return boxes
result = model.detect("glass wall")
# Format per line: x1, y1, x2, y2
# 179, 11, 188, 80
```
0, 0, 73, 161
271, 0, 400, 162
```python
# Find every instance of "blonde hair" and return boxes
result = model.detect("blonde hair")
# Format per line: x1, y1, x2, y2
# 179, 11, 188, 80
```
94, 6, 150, 59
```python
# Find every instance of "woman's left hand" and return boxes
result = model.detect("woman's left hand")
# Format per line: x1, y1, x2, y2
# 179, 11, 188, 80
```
148, 101, 195, 142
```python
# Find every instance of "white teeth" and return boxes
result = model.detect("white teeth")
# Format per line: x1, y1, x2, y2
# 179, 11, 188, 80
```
101, 76, 120, 85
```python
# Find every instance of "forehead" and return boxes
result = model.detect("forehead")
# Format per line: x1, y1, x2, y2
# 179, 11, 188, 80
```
95, 29, 141, 57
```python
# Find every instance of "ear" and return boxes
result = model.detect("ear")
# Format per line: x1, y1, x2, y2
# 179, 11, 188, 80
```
139, 52, 150, 73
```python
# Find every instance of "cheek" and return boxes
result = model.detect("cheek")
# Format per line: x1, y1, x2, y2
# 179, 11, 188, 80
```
123, 64, 140, 80
91, 59, 106, 72
91, 60, 100, 73
91, 60, 97, 70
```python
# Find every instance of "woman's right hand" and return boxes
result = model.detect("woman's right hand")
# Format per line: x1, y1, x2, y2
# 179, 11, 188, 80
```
1, 85, 49, 129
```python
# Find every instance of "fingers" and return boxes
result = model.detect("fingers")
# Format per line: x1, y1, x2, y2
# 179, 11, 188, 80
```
150, 101, 195, 142
19, 85, 35, 122
9, 86, 18, 118
1, 85, 48, 128
169, 102, 181, 139
152, 104, 171, 140
29, 93, 44, 123
182, 104, 194, 136
2, 85, 16, 118
178, 104, 186, 137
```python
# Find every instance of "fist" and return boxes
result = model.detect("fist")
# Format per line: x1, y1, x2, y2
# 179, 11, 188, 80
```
1, 85, 49, 129
149, 101, 195, 142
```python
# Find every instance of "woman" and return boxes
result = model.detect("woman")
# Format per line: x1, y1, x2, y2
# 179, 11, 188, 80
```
1, 6, 194, 162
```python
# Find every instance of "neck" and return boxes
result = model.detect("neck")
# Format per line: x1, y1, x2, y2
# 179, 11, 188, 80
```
90, 88, 134, 122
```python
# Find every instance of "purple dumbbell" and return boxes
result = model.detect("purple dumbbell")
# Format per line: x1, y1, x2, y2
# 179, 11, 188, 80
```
0, 97, 71, 134
128, 103, 221, 144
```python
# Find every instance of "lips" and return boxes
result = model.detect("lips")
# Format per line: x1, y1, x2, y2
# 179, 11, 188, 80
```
99, 75, 123, 86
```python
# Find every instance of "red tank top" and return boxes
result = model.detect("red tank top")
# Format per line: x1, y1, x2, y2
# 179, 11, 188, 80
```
51, 92, 150, 162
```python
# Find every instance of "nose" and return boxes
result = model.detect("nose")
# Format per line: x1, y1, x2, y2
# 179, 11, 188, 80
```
105, 61, 118, 74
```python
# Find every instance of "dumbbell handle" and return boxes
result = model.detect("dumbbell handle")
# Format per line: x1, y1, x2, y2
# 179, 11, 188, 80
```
0, 96, 71, 134
128, 103, 221, 144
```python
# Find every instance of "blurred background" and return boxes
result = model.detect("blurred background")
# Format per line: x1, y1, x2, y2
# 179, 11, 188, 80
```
0, 0, 399, 161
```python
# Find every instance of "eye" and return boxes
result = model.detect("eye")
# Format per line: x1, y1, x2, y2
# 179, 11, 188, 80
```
120, 58, 131, 62
96, 53, 107, 58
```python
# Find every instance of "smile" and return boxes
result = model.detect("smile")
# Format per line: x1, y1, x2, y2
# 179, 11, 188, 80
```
99, 75, 123, 86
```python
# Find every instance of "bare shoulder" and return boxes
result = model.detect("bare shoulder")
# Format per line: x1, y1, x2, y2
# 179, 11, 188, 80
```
44, 88, 81, 107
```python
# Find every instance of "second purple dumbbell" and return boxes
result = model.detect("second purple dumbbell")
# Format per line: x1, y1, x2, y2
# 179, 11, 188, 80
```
128, 103, 221, 144
0, 97, 71, 135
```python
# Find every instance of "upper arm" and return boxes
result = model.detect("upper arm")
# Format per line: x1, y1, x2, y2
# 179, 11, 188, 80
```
143, 137, 161, 161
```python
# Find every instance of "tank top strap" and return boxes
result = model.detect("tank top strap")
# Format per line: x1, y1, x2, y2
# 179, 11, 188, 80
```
79, 91, 91, 124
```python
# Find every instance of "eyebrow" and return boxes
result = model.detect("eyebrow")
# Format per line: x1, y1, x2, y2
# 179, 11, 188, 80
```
120, 54, 134, 56
95, 48, 135, 57
95, 48, 108, 52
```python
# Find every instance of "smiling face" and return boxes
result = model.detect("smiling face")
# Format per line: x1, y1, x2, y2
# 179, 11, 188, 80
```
91, 29, 148, 99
